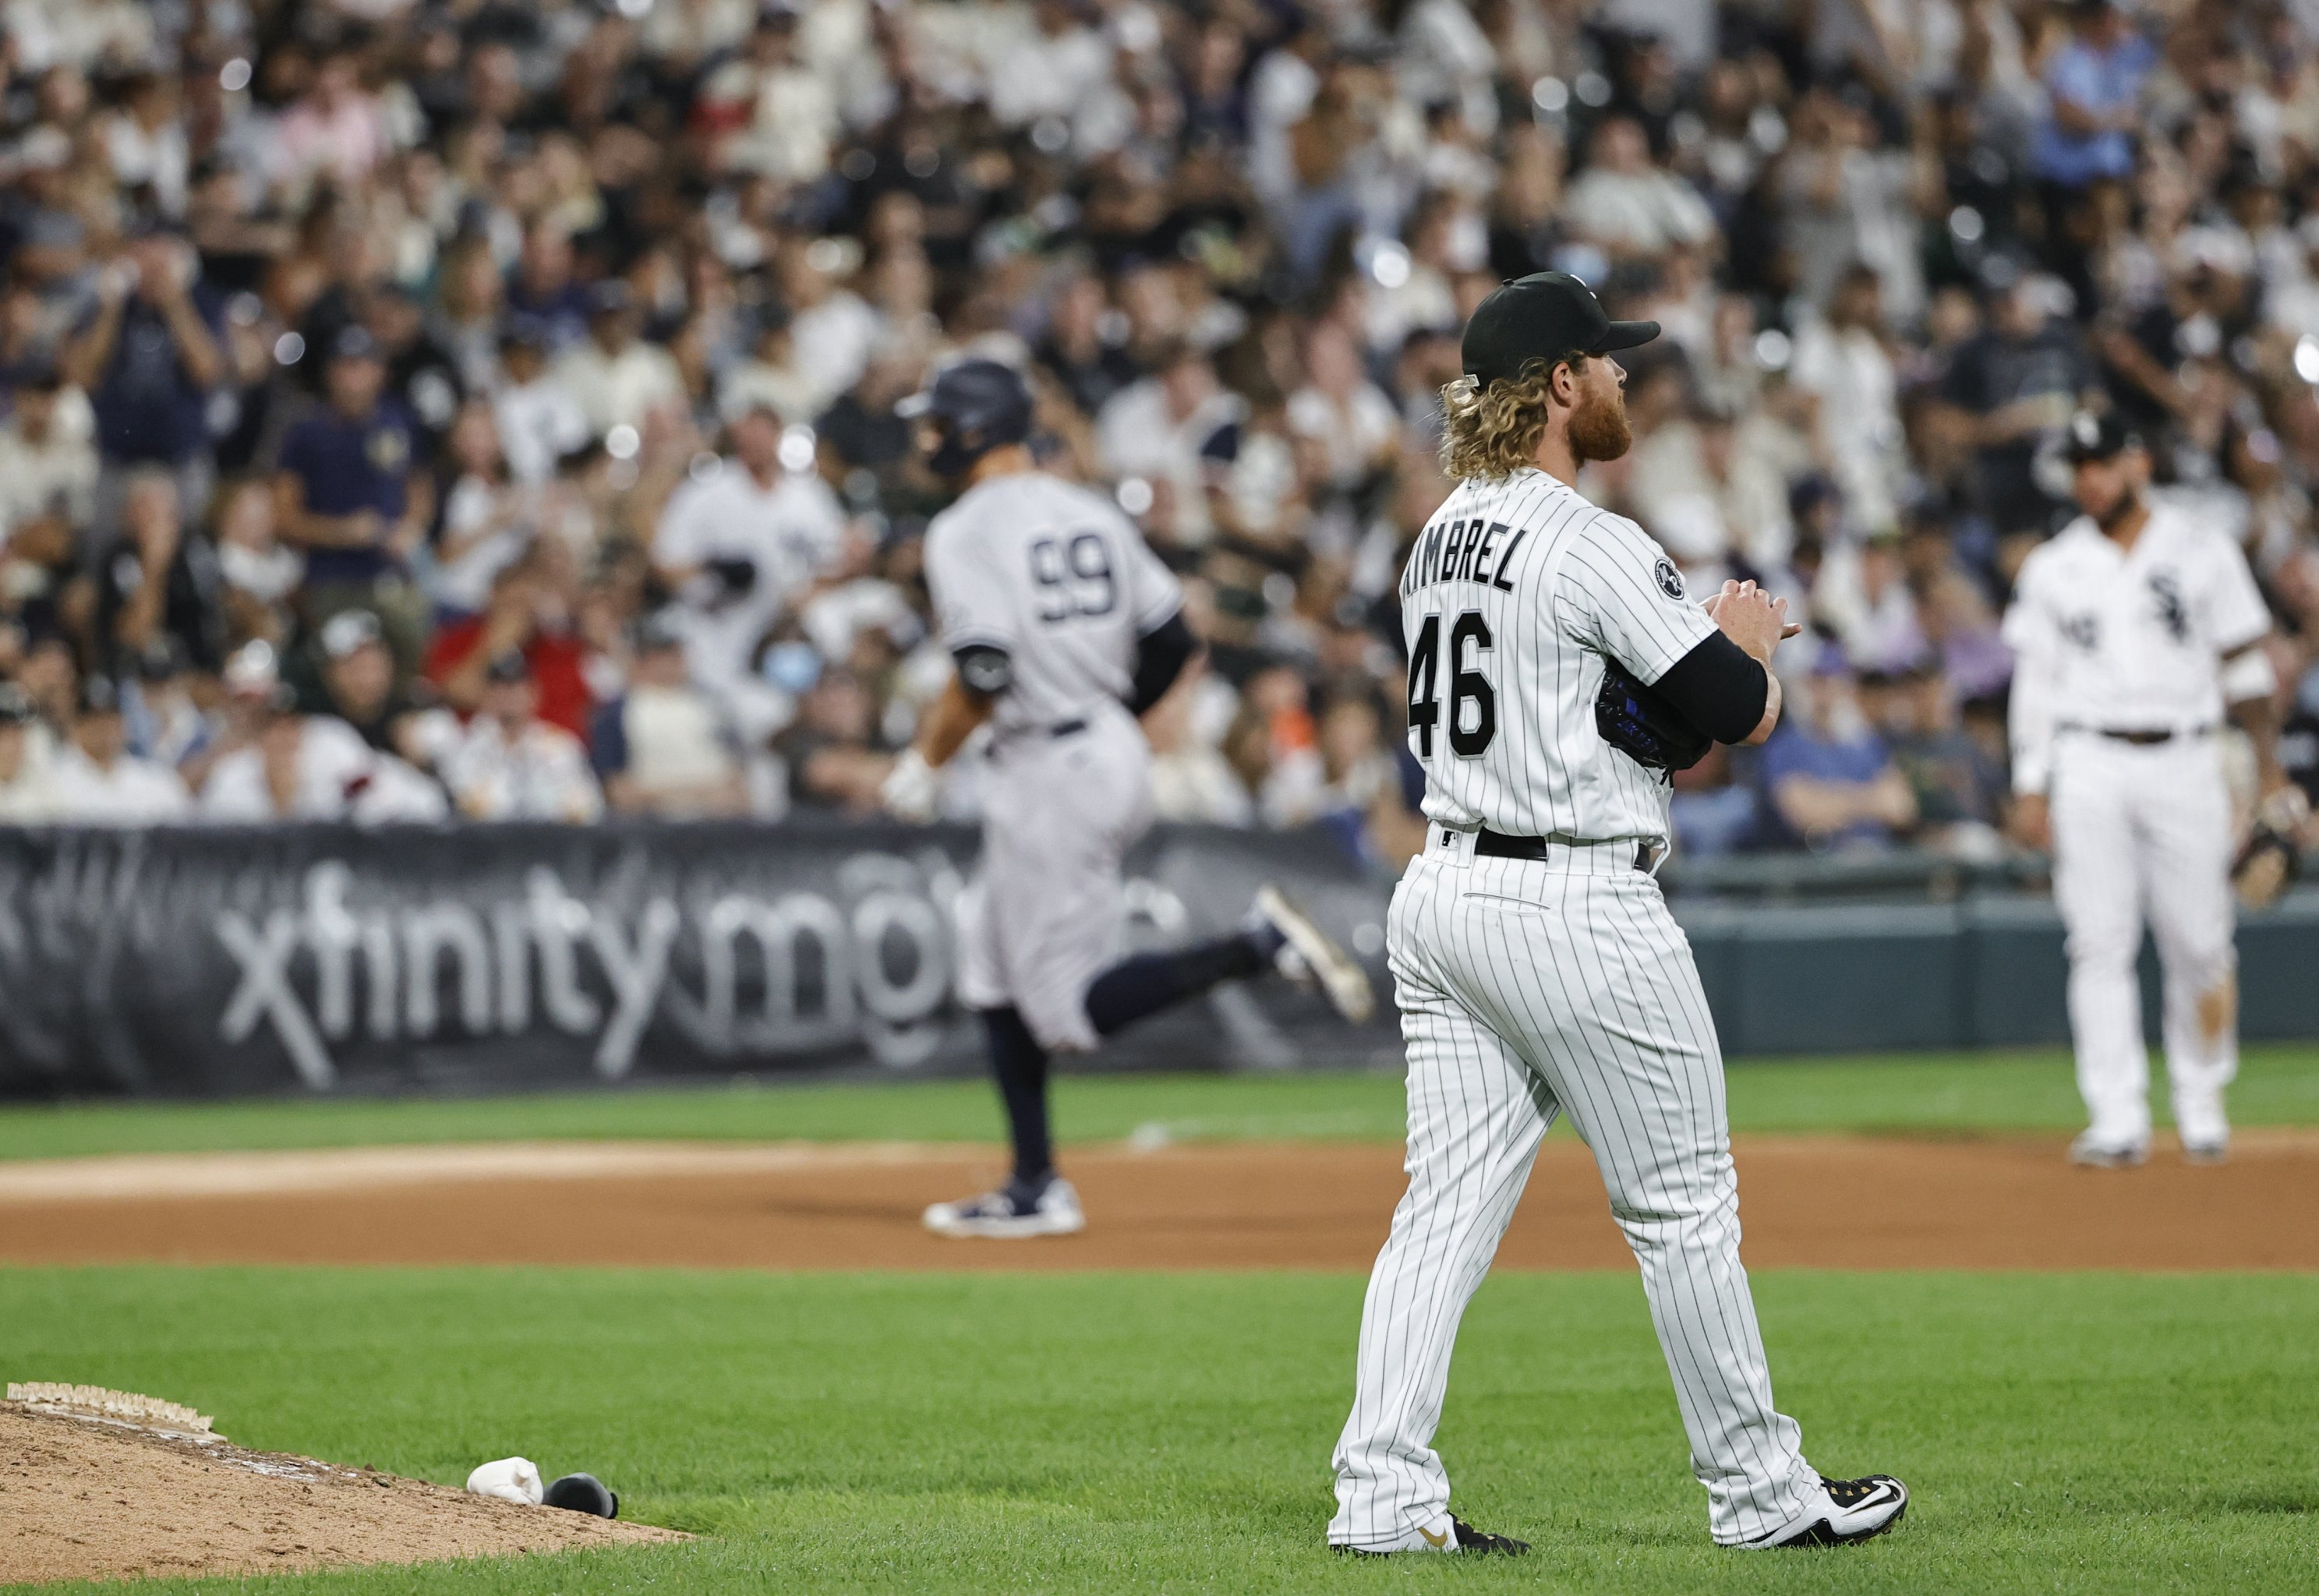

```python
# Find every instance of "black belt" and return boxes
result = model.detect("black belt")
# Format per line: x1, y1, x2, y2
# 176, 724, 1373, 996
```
1459, 828, 1655, 872
2059, 723, 2212, 747
1048, 718, 1087, 738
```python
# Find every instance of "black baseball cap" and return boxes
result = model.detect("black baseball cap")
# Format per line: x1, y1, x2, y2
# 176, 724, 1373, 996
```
1460, 271, 1660, 390
2062, 410, 2142, 464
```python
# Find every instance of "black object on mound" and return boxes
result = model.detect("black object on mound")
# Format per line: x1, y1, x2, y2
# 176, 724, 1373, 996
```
543, 1472, 618, 1518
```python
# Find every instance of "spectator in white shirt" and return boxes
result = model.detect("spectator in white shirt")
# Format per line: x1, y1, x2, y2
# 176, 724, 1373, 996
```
0, 686, 62, 824
0, 365, 97, 553
652, 402, 850, 702
1286, 322, 1402, 494
441, 651, 603, 822
199, 687, 447, 824
1788, 263, 1907, 535
493, 324, 591, 485
1564, 115, 1718, 260
1094, 342, 1245, 544
550, 281, 688, 440
590, 610, 748, 818
777, 238, 878, 414
52, 674, 189, 824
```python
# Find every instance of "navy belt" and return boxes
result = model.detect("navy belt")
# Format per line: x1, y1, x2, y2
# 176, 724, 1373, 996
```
1048, 718, 1087, 738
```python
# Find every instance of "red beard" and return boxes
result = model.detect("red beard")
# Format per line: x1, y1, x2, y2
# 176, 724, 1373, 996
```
1568, 388, 1633, 464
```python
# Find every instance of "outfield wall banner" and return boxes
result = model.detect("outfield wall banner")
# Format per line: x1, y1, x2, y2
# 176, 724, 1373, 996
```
0, 822, 1402, 1100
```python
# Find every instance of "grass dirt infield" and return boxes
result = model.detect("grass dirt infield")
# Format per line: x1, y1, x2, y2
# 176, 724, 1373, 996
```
4, 1266, 2316, 1595
9, 1046, 2319, 1161
4, 1051, 2316, 1591
3, 1131, 2317, 1270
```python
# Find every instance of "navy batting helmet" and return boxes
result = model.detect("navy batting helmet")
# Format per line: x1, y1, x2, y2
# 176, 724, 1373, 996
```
899, 358, 1034, 478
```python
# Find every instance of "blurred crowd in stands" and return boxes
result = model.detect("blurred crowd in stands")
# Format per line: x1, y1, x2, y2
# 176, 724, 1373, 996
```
2, 0, 2317, 871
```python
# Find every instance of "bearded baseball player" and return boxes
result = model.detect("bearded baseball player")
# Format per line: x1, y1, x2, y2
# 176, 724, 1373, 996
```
1327, 274, 1907, 1555
882, 358, 1373, 1239
2005, 412, 2284, 1167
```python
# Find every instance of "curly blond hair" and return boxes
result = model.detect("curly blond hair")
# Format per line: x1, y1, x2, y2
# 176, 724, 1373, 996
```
1437, 358, 1573, 482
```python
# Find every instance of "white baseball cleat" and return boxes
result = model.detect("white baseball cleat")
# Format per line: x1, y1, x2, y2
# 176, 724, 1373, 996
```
2174, 1099, 2230, 1164
1253, 885, 1376, 1024
1735, 1474, 1908, 1548
2070, 1131, 2150, 1169
923, 1176, 1086, 1239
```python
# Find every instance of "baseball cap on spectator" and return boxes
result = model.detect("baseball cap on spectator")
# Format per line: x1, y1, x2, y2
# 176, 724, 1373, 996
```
80, 673, 122, 715
1460, 271, 1660, 390
632, 609, 687, 654
498, 318, 553, 355
2062, 411, 2142, 464
331, 326, 383, 365
1811, 642, 1856, 678
320, 609, 385, 660
223, 639, 281, 698
134, 637, 184, 683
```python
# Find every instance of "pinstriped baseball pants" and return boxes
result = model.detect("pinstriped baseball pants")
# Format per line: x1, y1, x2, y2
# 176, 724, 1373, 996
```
1329, 835, 1820, 1548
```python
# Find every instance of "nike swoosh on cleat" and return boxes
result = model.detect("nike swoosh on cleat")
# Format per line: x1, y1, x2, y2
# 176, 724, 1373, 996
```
1418, 1525, 1447, 1548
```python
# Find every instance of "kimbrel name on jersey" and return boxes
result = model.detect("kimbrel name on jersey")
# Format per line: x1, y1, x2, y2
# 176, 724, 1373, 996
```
1400, 512, 1530, 598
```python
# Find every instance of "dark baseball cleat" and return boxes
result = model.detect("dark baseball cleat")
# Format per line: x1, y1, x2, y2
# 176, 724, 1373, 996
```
1737, 1474, 1907, 1548
2070, 1132, 2149, 1169
1253, 885, 1375, 1024
1331, 1517, 1530, 1556
923, 1175, 1084, 1239
543, 1472, 618, 1518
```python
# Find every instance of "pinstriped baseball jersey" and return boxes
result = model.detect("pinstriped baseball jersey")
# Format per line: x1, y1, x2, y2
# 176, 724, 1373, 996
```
924, 471, 1182, 737
1399, 466, 1716, 841
1333, 463, 1829, 1554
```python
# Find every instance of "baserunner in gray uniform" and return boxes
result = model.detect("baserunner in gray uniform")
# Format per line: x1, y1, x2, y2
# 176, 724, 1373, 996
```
881, 358, 1373, 1239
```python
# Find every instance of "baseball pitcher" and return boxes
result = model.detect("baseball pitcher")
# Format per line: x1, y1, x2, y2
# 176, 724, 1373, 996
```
2005, 411, 2285, 1166
882, 359, 1373, 1239
1327, 274, 1907, 1555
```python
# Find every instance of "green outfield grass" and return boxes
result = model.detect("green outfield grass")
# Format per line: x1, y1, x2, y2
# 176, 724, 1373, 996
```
5, 1264, 2316, 1595
5, 1044, 2319, 1161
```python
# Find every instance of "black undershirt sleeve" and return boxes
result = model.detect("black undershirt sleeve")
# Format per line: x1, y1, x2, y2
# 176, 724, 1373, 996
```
1649, 630, 1769, 744
1126, 609, 1198, 715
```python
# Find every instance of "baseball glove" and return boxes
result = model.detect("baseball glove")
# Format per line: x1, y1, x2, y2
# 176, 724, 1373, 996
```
2233, 786, 2310, 911
1596, 660, 1712, 773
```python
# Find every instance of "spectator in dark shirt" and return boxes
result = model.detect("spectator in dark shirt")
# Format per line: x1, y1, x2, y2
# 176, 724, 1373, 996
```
274, 327, 433, 671
302, 608, 428, 761
1759, 652, 1921, 852
1933, 272, 2101, 549
62, 225, 225, 555
94, 467, 225, 676
1859, 665, 2008, 860
775, 666, 895, 817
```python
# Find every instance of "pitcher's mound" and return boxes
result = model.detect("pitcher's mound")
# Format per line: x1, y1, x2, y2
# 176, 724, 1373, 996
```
0, 1394, 684, 1587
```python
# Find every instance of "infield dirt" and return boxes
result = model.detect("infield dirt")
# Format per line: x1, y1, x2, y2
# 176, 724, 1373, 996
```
0, 1404, 680, 1587
4, 1131, 2316, 1270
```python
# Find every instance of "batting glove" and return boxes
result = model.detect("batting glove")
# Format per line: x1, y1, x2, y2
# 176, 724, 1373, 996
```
881, 747, 941, 824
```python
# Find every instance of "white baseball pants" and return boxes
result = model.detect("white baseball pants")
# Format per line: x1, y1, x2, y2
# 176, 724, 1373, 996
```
1330, 833, 1820, 1549
2049, 733, 2238, 1146
954, 702, 1153, 1053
